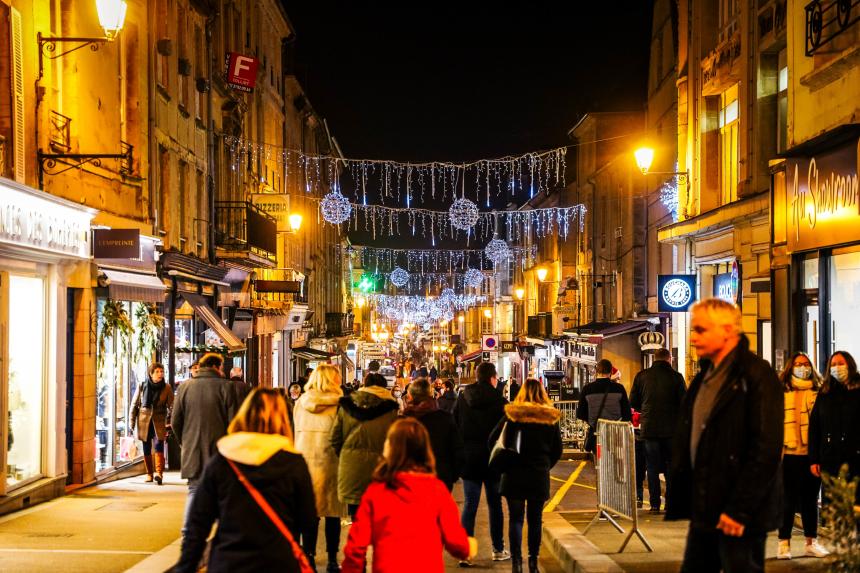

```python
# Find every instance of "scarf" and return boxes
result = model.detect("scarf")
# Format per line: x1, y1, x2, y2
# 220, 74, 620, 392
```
142, 378, 166, 409
783, 377, 816, 452
403, 398, 438, 418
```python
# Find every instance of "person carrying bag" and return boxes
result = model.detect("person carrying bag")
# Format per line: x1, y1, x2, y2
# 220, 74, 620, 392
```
576, 360, 632, 457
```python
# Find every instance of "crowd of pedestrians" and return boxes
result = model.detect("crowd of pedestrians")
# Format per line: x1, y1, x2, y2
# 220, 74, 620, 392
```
128, 296, 859, 572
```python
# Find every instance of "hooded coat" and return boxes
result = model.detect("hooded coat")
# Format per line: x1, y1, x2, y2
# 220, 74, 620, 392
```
293, 387, 345, 517
403, 399, 465, 489
453, 380, 507, 480
174, 432, 317, 573
129, 379, 173, 442
341, 472, 471, 573
489, 402, 563, 501
330, 386, 399, 505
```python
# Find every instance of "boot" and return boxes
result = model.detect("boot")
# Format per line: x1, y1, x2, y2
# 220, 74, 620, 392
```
154, 452, 166, 485
528, 556, 538, 573
143, 455, 154, 482
326, 557, 341, 572
511, 558, 523, 573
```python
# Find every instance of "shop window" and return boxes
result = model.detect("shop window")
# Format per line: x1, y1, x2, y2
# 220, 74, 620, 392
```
6, 275, 45, 488
719, 84, 739, 205
155, 0, 170, 91
830, 251, 860, 361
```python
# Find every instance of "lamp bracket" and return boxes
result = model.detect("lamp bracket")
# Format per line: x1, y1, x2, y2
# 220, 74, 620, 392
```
38, 147, 133, 188
38, 32, 110, 79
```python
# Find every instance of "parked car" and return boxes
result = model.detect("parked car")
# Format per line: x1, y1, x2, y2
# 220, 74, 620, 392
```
379, 365, 397, 387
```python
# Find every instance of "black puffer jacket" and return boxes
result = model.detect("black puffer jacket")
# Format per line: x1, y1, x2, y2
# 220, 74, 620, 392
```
489, 402, 562, 501
404, 400, 465, 490
665, 336, 783, 532
808, 377, 860, 486
453, 381, 506, 480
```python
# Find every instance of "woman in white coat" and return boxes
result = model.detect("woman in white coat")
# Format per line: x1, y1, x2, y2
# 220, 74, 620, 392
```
294, 363, 345, 572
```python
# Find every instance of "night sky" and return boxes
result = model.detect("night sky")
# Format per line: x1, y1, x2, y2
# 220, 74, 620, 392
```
282, 2, 654, 248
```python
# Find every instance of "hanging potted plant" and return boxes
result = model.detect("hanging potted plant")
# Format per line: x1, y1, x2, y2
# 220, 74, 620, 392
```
134, 303, 165, 364
97, 299, 134, 372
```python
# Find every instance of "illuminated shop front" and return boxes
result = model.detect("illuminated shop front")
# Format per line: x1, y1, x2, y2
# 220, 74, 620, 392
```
0, 178, 93, 502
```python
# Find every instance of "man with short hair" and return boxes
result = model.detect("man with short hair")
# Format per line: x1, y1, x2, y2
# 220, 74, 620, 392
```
666, 299, 782, 573
404, 378, 464, 491
453, 361, 509, 565
228, 366, 251, 405
630, 347, 686, 512
576, 359, 632, 451
437, 378, 457, 413
172, 352, 238, 536
367, 360, 381, 374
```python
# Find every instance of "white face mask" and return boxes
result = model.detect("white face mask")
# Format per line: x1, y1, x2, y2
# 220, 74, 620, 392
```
793, 366, 812, 380
393, 391, 402, 398
830, 365, 849, 382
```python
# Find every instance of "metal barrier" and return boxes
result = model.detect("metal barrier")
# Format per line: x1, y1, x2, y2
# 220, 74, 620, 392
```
553, 400, 588, 451
582, 419, 652, 553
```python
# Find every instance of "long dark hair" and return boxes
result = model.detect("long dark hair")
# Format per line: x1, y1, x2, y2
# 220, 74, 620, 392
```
778, 351, 821, 392
372, 418, 435, 488
821, 350, 859, 394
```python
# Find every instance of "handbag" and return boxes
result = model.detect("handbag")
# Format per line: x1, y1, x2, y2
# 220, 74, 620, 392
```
488, 420, 521, 472
584, 387, 611, 454
227, 458, 315, 573
119, 435, 138, 461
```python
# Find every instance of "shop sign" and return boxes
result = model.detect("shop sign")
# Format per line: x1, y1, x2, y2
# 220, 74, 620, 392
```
93, 228, 139, 259
658, 274, 697, 312
713, 262, 740, 304
482, 334, 498, 351
569, 340, 598, 364
786, 138, 859, 253
0, 178, 93, 258
251, 194, 292, 232
225, 52, 259, 92
638, 331, 666, 351
500, 340, 516, 353
246, 206, 277, 254
256, 280, 301, 293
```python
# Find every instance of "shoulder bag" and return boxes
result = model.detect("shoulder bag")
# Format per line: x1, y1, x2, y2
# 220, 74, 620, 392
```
584, 387, 611, 454
227, 459, 315, 573
488, 420, 521, 472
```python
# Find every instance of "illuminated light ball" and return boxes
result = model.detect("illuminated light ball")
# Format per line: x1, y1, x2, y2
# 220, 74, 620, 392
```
320, 191, 352, 225
464, 268, 484, 288
484, 238, 510, 264
441, 287, 456, 301
389, 267, 409, 288
448, 197, 479, 231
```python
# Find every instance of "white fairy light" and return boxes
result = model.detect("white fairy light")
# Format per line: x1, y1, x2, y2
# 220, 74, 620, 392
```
449, 197, 479, 231
389, 267, 410, 288
464, 268, 484, 288
320, 191, 352, 225
484, 237, 510, 264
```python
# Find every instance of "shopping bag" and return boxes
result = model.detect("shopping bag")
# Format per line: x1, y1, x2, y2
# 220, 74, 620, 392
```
119, 436, 138, 461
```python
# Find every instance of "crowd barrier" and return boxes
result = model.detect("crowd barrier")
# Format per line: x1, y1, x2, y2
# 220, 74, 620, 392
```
552, 400, 588, 451
582, 419, 652, 553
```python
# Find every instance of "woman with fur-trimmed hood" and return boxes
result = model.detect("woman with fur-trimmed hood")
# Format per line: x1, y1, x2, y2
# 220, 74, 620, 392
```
489, 379, 562, 573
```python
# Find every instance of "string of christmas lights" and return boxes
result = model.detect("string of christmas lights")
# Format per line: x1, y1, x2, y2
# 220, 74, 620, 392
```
345, 245, 537, 273
367, 293, 487, 325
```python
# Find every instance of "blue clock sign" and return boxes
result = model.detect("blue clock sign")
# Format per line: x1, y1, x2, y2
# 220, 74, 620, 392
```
658, 274, 698, 312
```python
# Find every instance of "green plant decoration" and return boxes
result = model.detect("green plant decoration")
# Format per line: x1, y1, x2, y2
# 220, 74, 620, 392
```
134, 303, 165, 364
97, 299, 134, 372
821, 464, 860, 573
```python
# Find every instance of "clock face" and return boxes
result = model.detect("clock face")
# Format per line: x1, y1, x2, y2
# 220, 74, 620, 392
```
662, 278, 693, 309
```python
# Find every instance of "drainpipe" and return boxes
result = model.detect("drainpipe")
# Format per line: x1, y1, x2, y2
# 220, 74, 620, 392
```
206, 12, 216, 264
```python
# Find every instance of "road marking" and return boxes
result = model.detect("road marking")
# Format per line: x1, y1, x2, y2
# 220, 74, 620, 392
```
0, 548, 154, 555
544, 461, 586, 513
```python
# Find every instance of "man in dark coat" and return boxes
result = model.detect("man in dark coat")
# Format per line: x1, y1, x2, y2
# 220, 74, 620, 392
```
436, 379, 457, 413
172, 352, 239, 536
453, 361, 509, 564
404, 378, 464, 490
229, 366, 251, 405
630, 347, 686, 512
666, 299, 782, 573
576, 359, 631, 453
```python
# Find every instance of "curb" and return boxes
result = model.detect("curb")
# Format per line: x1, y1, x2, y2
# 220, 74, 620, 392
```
125, 537, 182, 572
542, 513, 623, 573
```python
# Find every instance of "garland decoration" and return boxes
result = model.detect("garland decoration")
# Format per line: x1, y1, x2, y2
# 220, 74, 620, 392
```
389, 267, 410, 288
484, 236, 510, 265
449, 197, 480, 231
464, 268, 485, 288
320, 190, 353, 225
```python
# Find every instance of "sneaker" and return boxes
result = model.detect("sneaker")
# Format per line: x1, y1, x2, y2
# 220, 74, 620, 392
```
805, 540, 830, 558
777, 540, 791, 560
492, 549, 511, 561
458, 559, 474, 567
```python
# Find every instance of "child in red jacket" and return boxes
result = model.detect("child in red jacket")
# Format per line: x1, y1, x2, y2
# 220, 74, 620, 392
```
341, 418, 477, 572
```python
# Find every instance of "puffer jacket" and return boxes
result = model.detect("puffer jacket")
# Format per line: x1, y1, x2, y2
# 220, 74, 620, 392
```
403, 399, 465, 490
330, 386, 399, 505
453, 381, 507, 480
808, 377, 860, 484
489, 402, 562, 501
130, 379, 173, 442
294, 388, 345, 517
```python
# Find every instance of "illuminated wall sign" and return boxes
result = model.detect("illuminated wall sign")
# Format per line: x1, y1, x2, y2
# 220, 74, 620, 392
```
225, 52, 259, 92
251, 194, 291, 232
93, 228, 140, 259
0, 178, 93, 258
786, 137, 859, 253
658, 274, 697, 312
713, 262, 740, 305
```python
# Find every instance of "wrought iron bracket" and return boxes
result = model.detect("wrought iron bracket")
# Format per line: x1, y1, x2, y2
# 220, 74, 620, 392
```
37, 147, 133, 189
37, 32, 111, 79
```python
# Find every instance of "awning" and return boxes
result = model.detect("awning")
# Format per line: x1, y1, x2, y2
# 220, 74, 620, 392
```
458, 349, 482, 363
181, 293, 245, 351
100, 269, 166, 304
291, 346, 336, 361
563, 320, 650, 339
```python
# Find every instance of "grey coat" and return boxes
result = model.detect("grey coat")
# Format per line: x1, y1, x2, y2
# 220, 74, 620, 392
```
171, 367, 238, 480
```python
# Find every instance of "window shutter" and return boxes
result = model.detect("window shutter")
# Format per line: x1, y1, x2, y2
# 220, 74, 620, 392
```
11, 7, 24, 183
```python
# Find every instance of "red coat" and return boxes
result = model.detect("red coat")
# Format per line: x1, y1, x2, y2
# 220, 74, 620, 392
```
341, 472, 470, 573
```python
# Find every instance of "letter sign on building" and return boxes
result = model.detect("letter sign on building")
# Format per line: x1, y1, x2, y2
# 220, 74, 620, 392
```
225, 53, 259, 92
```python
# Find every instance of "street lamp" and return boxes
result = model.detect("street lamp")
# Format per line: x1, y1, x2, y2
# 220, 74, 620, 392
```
355, 296, 365, 308
515, 287, 525, 300
96, 0, 128, 38
458, 315, 465, 323
536, 267, 549, 282
633, 146, 688, 180
288, 213, 303, 232
483, 308, 492, 319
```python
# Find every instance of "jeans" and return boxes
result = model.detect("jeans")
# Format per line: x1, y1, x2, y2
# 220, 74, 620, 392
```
461, 477, 504, 552
644, 438, 672, 510
507, 498, 543, 559
680, 525, 766, 573
779, 454, 820, 539
302, 516, 342, 560
181, 479, 199, 538
142, 421, 165, 455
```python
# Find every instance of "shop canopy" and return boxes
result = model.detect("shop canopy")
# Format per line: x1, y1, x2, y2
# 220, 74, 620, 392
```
100, 268, 166, 304
291, 346, 337, 361
563, 320, 650, 339
181, 293, 245, 351
458, 349, 482, 363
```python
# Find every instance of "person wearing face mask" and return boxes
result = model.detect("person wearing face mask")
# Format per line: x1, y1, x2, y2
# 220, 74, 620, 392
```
808, 350, 860, 509
391, 386, 405, 413
776, 352, 829, 560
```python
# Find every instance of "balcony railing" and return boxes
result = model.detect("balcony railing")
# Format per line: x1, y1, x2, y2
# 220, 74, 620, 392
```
214, 201, 277, 265
806, 0, 860, 55
326, 312, 354, 337
253, 268, 308, 305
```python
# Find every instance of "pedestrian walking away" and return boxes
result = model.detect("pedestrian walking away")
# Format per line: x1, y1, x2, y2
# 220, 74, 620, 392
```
437, 378, 457, 414
576, 359, 632, 455
173, 389, 317, 573
129, 362, 173, 485
403, 377, 465, 491
330, 372, 399, 518
666, 299, 783, 573
229, 366, 252, 405
294, 364, 347, 572
776, 351, 829, 560
629, 347, 686, 512
453, 361, 510, 566
488, 378, 562, 573
171, 352, 239, 537
341, 418, 476, 572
